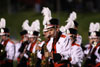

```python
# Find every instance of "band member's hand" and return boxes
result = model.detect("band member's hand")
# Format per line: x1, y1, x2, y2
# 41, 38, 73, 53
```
44, 52, 49, 58
20, 54, 24, 58
36, 46, 41, 50
50, 52, 53, 58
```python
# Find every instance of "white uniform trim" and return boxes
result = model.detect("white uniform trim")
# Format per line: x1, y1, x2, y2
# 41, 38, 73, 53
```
47, 37, 53, 52
2, 41, 15, 60
14, 42, 22, 60
27, 43, 37, 53
95, 46, 100, 63
37, 41, 45, 59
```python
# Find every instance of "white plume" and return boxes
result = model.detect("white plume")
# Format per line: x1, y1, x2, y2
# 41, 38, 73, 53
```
65, 11, 77, 30
22, 20, 31, 31
67, 11, 77, 21
41, 7, 52, 25
31, 19, 40, 32
89, 22, 95, 32
89, 22, 100, 32
65, 19, 75, 29
94, 22, 100, 31
0, 18, 6, 28
60, 26, 66, 33
43, 25, 48, 32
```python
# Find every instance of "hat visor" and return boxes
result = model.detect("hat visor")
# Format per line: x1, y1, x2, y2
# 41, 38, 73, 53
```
43, 28, 48, 32
0, 33, 5, 36
46, 25, 54, 29
27, 34, 37, 38
27, 34, 34, 38
89, 36, 98, 39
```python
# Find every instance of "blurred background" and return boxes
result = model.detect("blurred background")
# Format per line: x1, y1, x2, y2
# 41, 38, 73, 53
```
0, 0, 100, 44
1, 0, 100, 13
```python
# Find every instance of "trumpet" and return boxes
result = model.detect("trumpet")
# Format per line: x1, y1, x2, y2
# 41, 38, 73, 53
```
28, 39, 41, 67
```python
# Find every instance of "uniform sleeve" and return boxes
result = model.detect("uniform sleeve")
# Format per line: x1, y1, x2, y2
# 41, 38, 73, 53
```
70, 46, 84, 67
84, 44, 90, 55
60, 36, 72, 60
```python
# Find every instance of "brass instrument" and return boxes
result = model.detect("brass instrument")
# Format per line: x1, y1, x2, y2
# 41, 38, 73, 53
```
41, 42, 49, 67
28, 38, 41, 67
29, 53, 37, 67
82, 41, 98, 66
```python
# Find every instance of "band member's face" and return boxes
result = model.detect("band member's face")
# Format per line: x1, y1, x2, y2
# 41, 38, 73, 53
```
23, 35, 29, 41
48, 28, 57, 37
89, 37, 99, 44
89, 39, 94, 44
29, 37, 37, 43
70, 34, 76, 41
1, 35, 7, 40
29, 37, 34, 43
43, 31, 50, 38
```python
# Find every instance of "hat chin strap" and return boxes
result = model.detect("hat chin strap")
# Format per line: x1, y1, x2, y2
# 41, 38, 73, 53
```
53, 32, 56, 38
54, 29, 59, 39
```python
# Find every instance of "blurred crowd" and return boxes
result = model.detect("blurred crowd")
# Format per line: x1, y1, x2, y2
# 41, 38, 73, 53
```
0, 0, 100, 14
11, 0, 100, 12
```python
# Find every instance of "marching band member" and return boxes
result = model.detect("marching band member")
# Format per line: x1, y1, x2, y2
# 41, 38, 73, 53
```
16, 30, 29, 67
40, 26, 53, 67
60, 11, 82, 45
0, 18, 15, 67
16, 30, 28, 60
16, 20, 29, 67
40, 7, 54, 67
26, 30, 40, 67
46, 18, 72, 67
60, 12, 84, 66
67, 28, 84, 67
20, 19, 41, 67
84, 22, 100, 67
